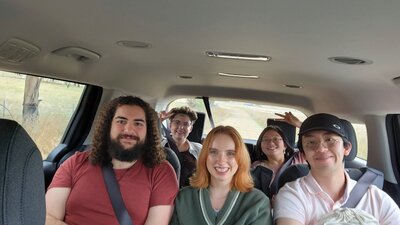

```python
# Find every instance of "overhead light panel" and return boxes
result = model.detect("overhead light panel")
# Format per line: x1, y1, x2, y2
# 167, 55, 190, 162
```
218, 72, 259, 79
116, 40, 152, 49
206, 51, 271, 62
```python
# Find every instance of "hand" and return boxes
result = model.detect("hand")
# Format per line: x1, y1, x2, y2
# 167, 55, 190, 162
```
274, 112, 302, 128
159, 110, 174, 122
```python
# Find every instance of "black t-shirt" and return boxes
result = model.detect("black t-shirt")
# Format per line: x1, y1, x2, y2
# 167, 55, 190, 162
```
179, 150, 197, 187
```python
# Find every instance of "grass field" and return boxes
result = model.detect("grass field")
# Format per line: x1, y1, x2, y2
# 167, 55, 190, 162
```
0, 72, 85, 158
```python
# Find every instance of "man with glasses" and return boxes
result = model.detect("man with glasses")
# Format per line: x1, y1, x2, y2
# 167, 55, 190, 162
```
160, 106, 202, 187
274, 113, 400, 225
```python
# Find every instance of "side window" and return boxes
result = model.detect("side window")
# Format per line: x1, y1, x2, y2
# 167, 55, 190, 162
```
0, 71, 86, 159
353, 123, 368, 160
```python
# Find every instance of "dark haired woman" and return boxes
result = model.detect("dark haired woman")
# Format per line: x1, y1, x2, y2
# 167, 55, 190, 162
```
251, 125, 306, 206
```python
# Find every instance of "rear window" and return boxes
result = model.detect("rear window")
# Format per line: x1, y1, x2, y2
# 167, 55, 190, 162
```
168, 97, 368, 160
168, 98, 307, 140
0, 71, 86, 158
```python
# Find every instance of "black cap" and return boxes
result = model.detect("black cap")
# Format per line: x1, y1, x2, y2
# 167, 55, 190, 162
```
299, 113, 347, 139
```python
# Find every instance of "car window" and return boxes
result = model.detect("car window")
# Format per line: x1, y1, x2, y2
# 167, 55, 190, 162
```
353, 123, 368, 160
168, 98, 307, 140
168, 98, 369, 160
0, 71, 86, 159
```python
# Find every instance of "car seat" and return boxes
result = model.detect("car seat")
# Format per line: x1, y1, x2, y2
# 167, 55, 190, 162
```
0, 119, 45, 225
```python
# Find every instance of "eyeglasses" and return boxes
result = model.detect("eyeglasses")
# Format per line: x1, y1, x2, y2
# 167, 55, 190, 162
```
261, 137, 283, 143
303, 137, 341, 150
171, 120, 192, 128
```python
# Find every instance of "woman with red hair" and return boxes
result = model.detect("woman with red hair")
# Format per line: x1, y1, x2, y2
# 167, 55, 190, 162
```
170, 126, 272, 225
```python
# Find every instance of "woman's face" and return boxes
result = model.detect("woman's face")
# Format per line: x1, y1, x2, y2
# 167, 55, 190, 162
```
261, 130, 287, 158
206, 134, 238, 186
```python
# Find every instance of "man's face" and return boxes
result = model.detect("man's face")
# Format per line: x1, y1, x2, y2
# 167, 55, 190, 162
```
110, 105, 147, 150
169, 113, 193, 142
302, 130, 351, 174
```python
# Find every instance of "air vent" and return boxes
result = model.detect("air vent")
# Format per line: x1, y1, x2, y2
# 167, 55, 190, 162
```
0, 38, 40, 64
392, 76, 400, 87
116, 40, 152, 49
328, 57, 372, 65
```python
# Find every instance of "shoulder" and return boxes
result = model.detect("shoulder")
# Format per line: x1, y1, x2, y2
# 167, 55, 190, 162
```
61, 151, 90, 168
291, 151, 307, 164
367, 184, 396, 202
276, 175, 306, 197
148, 160, 175, 173
244, 188, 269, 201
189, 141, 202, 150
251, 160, 262, 169
176, 186, 199, 201
179, 186, 198, 195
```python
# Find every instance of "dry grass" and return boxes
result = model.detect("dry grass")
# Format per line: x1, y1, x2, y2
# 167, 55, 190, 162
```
0, 73, 85, 159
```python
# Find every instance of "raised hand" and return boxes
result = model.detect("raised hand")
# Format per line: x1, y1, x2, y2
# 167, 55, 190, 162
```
274, 112, 302, 128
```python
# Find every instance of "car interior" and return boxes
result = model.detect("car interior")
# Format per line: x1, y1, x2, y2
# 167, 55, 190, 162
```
1, 0, 400, 223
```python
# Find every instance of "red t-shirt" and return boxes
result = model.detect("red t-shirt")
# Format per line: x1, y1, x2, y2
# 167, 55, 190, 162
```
49, 151, 178, 225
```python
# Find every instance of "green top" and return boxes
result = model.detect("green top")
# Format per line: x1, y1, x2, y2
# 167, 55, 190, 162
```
170, 186, 273, 225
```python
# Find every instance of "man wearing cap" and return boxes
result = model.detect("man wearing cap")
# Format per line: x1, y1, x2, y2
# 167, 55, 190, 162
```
274, 113, 400, 225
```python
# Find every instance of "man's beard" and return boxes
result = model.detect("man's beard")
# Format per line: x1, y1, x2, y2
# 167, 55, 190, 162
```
107, 135, 145, 162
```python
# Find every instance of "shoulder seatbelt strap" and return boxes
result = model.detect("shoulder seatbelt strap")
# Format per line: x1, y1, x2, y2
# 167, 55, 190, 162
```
102, 164, 134, 225
342, 169, 381, 208
270, 156, 294, 195
161, 124, 183, 162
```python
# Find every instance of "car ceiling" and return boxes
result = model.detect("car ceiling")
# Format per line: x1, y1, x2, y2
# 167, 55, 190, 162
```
1, 0, 400, 121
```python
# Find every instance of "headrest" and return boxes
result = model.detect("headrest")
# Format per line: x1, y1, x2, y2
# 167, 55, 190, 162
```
340, 119, 357, 161
278, 164, 309, 190
0, 119, 45, 225
187, 111, 205, 143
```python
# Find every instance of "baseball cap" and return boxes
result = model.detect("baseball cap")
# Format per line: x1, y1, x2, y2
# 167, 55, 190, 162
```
299, 113, 347, 139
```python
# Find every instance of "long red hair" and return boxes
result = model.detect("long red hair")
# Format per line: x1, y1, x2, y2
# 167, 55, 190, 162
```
190, 125, 254, 192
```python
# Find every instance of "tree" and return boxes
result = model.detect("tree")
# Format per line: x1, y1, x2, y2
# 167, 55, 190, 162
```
23, 76, 42, 124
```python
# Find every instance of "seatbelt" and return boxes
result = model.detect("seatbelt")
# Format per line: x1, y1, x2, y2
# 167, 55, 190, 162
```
270, 156, 294, 196
161, 124, 183, 162
342, 168, 382, 208
102, 164, 134, 225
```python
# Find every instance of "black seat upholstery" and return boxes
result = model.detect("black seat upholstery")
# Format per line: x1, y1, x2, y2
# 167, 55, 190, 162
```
165, 147, 181, 183
278, 118, 384, 190
187, 111, 205, 143
0, 119, 45, 225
